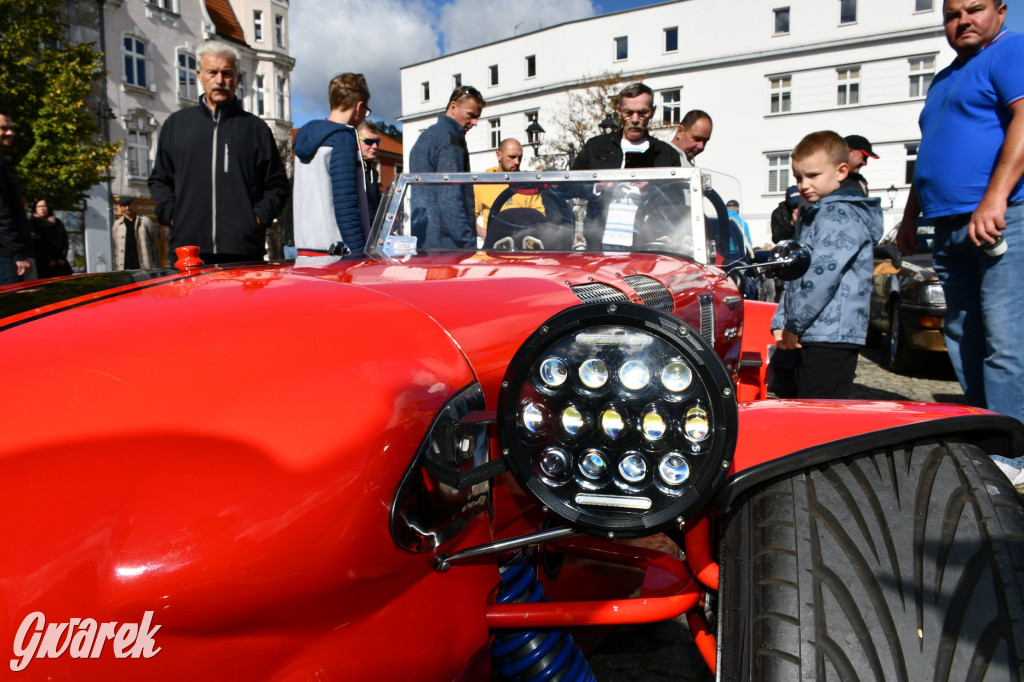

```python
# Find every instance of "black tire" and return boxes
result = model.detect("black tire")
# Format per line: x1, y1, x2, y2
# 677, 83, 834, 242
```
718, 440, 1024, 681
888, 301, 917, 375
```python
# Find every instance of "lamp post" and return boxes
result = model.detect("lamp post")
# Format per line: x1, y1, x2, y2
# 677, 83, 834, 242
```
887, 184, 898, 210
525, 120, 545, 158
599, 114, 618, 136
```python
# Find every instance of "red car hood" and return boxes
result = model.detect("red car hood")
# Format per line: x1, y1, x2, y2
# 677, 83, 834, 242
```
290, 250, 732, 399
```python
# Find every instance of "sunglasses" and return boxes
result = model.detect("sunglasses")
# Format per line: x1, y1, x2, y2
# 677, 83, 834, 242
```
448, 85, 483, 103
359, 137, 381, 146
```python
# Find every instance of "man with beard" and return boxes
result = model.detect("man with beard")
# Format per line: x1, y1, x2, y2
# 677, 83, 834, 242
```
571, 83, 681, 248
149, 41, 289, 263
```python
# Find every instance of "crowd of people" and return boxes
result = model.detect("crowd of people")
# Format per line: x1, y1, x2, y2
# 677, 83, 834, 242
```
0, 0, 1020, 426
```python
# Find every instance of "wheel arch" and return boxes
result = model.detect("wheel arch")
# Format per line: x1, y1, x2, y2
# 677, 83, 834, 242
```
711, 413, 1024, 514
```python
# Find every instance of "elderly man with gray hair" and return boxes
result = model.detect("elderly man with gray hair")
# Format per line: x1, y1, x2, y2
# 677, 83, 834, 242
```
149, 40, 289, 263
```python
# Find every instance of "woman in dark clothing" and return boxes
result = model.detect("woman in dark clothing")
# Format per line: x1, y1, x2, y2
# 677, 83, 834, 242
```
29, 199, 72, 278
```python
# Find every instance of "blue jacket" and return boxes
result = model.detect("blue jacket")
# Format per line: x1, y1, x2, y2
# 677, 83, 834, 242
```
293, 120, 367, 252
771, 189, 884, 344
408, 115, 476, 248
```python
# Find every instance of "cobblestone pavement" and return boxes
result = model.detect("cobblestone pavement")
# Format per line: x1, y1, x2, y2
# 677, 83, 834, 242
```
587, 345, 965, 680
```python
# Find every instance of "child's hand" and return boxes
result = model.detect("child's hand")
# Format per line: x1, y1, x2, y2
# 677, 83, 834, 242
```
776, 330, 802, 350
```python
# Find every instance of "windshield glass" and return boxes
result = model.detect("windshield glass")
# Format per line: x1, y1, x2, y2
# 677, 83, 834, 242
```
368, 168, 734, 267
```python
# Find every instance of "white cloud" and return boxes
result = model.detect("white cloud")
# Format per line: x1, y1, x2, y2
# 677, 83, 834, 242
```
289, 0, 597, 128
289, 0, 440, 127
437, 0, 596, 54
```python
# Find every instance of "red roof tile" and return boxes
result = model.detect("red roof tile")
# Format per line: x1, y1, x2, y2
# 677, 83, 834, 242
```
205, 0, 246, 45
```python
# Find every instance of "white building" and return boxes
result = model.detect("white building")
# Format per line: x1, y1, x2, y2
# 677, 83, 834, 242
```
63, 0, 293, 271
399, 0, 955, 242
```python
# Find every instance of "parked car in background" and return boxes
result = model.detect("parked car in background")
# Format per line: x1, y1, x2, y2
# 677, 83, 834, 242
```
1, 169, 1020, 681
869, 220, 947, 374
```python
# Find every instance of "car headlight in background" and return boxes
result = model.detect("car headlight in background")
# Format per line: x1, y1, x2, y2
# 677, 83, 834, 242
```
498, 303, 738, 537
920, 282, 945, 307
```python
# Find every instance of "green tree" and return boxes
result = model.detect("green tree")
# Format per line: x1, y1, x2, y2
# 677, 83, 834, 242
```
0, 0, 119, 208
375, 121, 402, 143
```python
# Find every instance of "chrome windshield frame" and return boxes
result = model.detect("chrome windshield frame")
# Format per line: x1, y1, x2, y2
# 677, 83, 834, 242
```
368, 167, 712, 263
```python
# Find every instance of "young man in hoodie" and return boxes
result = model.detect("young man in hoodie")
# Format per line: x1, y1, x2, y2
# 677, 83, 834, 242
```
292, 73, 371, 255
771, 130, 883, 398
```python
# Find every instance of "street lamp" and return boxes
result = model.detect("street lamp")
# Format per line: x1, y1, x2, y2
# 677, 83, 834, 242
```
525, 120, 545, 157
887, 184, 898, 210
567, 142, 577, 168
599, 114, 618, 135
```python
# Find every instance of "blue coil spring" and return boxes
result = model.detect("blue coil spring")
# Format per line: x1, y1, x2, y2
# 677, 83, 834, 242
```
491, 551, 596, 682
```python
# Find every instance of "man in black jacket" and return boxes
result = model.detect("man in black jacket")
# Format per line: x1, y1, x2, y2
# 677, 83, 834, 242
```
0, 110, 32, 284
571, 83, 681, 248
149, 41, 289, 263
572, 83, 681, 171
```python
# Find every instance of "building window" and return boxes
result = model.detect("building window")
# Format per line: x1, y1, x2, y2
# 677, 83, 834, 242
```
525, 55, 536, 79
177, 49, 197, 101
661, 89, 681, 126
767, 153, 791, 193
905, 143, 919, 184
840, 0, 856, 24
489, 64, 499, 86
909, 56, 935, 98
275, 15, 284, 47
277, 75, 287, 119
837, 67, 860, 106
489, 118, 501, 149
255, 74, 265, 116
147, 0, 177, 12
769, 76, 791, 113
421, 81, 430, 102
126, 129, 151, 178
774, 7, 790, 34
453, 73, 461, 89
122, 35, 148, 88
915, 0, 933, 10
664, 27, 678, 53
253, 10, 263, 41
614, 36, 628, 61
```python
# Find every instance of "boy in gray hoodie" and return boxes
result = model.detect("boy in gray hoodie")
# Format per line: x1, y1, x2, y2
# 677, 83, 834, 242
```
771, 130, 884, 398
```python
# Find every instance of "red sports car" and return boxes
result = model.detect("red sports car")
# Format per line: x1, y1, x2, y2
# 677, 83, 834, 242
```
2, 168, 1021, 681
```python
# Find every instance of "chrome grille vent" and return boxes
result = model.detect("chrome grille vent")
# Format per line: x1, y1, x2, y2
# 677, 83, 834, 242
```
698, 293, 715, 345
623, 275, 674, 312
570, 283, 630, 305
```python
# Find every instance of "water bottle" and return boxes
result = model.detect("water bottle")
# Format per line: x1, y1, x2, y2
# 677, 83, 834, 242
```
983, 234, 1007, 257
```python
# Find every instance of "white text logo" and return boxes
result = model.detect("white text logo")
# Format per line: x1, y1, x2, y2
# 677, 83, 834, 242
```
11, 611, 161, 672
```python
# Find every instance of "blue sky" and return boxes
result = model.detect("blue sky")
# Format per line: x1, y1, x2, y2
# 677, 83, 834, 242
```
289, 0, 1024, 129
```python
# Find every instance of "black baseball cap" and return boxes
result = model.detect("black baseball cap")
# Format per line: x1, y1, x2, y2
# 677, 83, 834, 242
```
786, 185, 801, 207
844, 134, 879, 159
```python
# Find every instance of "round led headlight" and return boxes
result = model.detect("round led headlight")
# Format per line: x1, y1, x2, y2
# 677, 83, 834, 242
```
497, 302, 738, 537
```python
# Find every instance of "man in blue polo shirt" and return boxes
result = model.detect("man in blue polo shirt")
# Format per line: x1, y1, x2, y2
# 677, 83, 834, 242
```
898, 0, 1024, 421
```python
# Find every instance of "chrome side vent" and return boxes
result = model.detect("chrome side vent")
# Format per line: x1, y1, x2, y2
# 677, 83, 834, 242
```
623, 275, 674, 312
698, 293, 715, 345
570, 283, 630, 305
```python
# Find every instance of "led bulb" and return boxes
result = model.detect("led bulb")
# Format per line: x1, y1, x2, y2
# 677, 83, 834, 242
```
539, 357, 568, 388
661, 360, 693, 392
684, 406, 710, 442
579, 358, 610, 389
619, 360, 651, 391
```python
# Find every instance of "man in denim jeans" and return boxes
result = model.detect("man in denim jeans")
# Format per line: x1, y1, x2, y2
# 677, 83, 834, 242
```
898, 0, 1024, 421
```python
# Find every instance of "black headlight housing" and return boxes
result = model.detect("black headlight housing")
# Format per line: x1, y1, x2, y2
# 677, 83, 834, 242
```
497, 303, 737, 537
